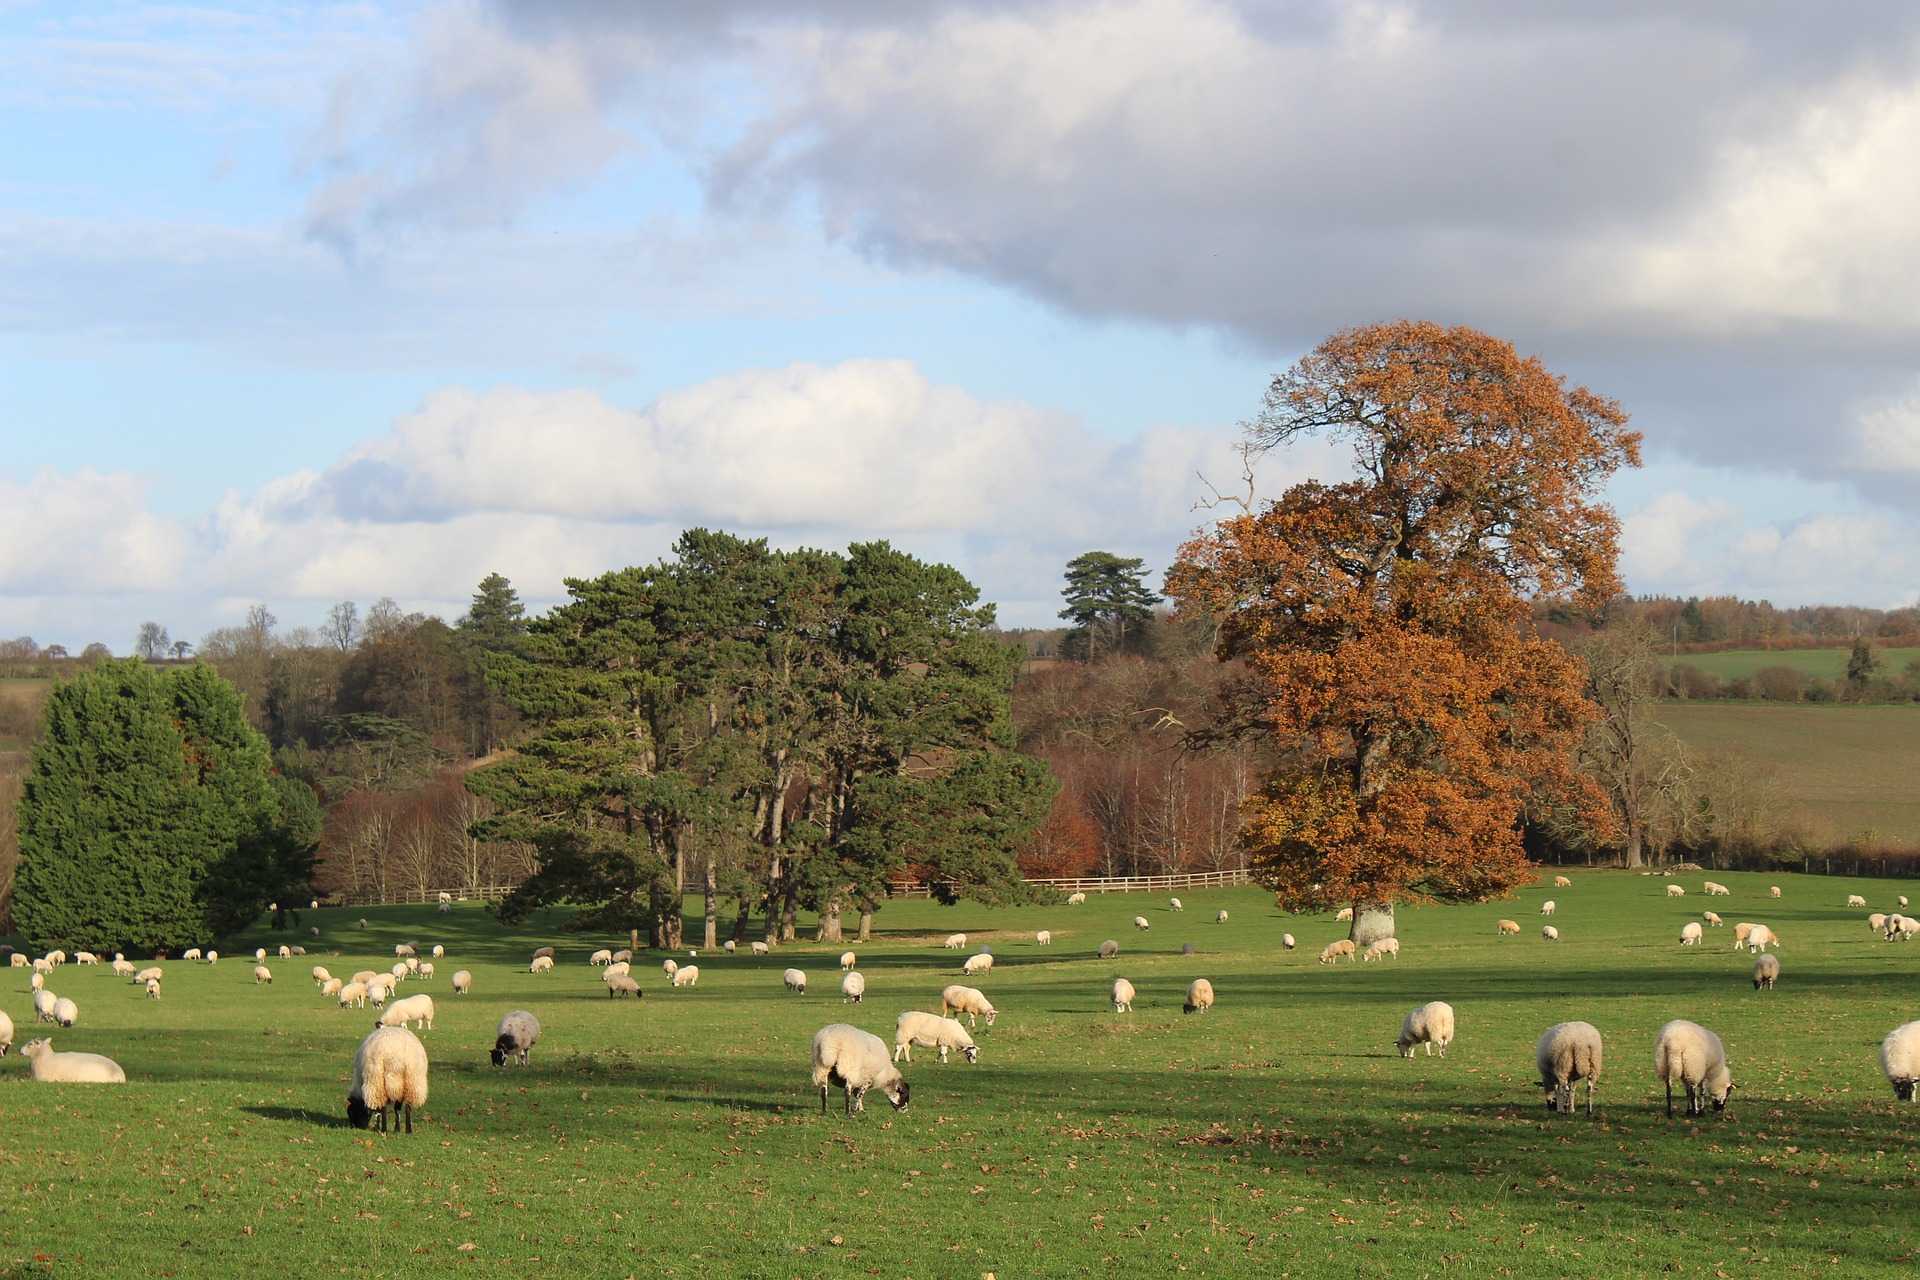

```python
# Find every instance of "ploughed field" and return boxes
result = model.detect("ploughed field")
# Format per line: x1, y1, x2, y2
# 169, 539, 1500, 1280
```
5, 873, 1920, 1278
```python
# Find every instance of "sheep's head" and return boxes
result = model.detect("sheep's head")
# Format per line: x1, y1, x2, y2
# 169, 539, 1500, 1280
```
346, 1093, 374, 1129
962, 1045, 980, 1065
490, 1039, 511, 1067
1896, 1078, 1916, 1102
983, 1009, 997, 1027
884, 1080, 911, 1112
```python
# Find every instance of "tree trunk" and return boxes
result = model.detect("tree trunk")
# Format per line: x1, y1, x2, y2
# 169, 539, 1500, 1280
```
1349, 900, 1395, 949
857, 897, 874, 942
816, 896, 844, 944
732, 897, 752, 944
1624, 822, 1644, 869
702, 861, 718, 951
780, 881, 799, 943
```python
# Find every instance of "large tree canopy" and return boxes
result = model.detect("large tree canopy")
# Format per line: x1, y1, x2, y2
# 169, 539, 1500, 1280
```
14, 659, 317, 951
1167, 321, 1639, 932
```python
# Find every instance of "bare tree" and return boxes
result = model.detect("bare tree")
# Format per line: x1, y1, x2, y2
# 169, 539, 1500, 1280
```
324, 601, 360, 652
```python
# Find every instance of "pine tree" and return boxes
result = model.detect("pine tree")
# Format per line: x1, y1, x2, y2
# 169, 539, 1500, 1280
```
1059, 552, 1162, 659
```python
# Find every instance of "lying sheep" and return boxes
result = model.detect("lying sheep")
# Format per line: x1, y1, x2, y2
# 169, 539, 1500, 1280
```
1753, 954, 1780, 989
1540, 900, 1556, 916
1282, 933, 1295, 950
1654, 1019, 1732, 1117
377, 994, 436, 1032
672, 965, 700, 988
940, 985, 997, 1028
1362, 937, 1399, 961
839, 952, 857, 970
1098, 940, 1120, 959
840, 971, 865, 1003
1169, 897, 1183, 912
1882, 1021, 1920, 1101
1067, 892, 1087, 905
1553, 875, 1572, 888
814, 1023, 911, 1115
451, 971, 471, 994
1398, 1001, 1455, 1058
20, 1038, 125, 1083
1183, 978, 1214, 1014
253, 966, 273, 985
606, 973, 642, 998
529, 956, 554, 974
347, 1026, 429, 1133
894, 1010, 979, 1064
1497, 920, 1520, 935
961, 953, 993, 976
1542, 925, 1559, 941
1036, 930, 1051, 946
1680, 922, 1703, 946
943, 934, 967, 950
781, 968, 805, 994
52, 996, 77, 1028
1320, 940, 1357, 964
1667, 885, 1685, 898
1703, 911, 1722, 927
1110, 978, 1136, 1012
1536, 1021, 1603, 1115
492, 1011, 541, 1066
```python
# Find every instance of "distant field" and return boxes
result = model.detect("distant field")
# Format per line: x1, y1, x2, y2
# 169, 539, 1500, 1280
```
1665, 647, 1920, 681
1655, 703, 1920, 845
0, 677, 47, 751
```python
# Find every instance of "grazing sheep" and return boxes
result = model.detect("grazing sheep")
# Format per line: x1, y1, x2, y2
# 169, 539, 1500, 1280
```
1540, 900, 1556, 916
1746, 924, 1778, 953
605, 973, 642, 998
1881, 1021, 1920, 1101
672, 965, 700, 988
205, 951, 217, 964
961, 953, 994, 976
19, 1038, 125, 1084
321, 978, 343, 997
133, 966, 162, 985
30, 972, 43, 991
32, 957, 51, 974
1133, 916, 1151, 931
781, 968, 806, 994
491, 1011, 541, 1067
377, 994, 436, 1031
1336, 907, 1354, 922
1667, 885, 1685, 898
1320, 939, 1357, 964
1654, 1019, 1732, 1117
1680, 922, 1703, 946
254, 948, 266, 961
52, 996, 77, 1028
1703, 911, 1722, 927
1036, 930, 1052, 946
1553, 875, 1571, 888
814, 1023, 911, 1115
31, 990, 56, 1022
338, 982, 369, 1009
1894, 916, 1920, 942
1362, 937, 1399, 961
1497, 919, 1520, 935
7, 954, 24, 968
662, 958, 679, 978
589, 949, 613, 966
1111, 977, 1137, 1012
721, 941, 736, 953
612, 949, 632, 963
418, 962, 434, 979
437, 892, 451, 903
529, 956, 554, 974
1732, 922, 1757, 947
357, 919, 367, 928
312, 966, 332, 987
0, 1010, 11, 1055
1215, 910, 1228, 924
1770, 886, 1782, 899
75, 952, 97, 965
44, 950, 65, 966
393, 961, 412, 980
1282, 933, 1296, 950
1169, 897, 1183, 912
111, 959, 136, 977
182, 948, 202, 961
278, 945, 292, 959
1849, 894, 1869, 907
840, 971, 865, 1003
1902, 896, 1912, 909
144, 979, 160, 1000
1066, 892, 1087, 905
749, 941, 770, 955
451, 970, 471, 994
531, 946, 555, 962
1536, 1021, 1603, 1115
894, 1010, 978, 1064
1542, 925, 1559, 941
253, 965, 273, 985
1753, 954, 1780, 990
347, 1026, 429, 1133
1183, 978, 1215, 1014
831, 951, 855, 971
1098, 940, 1120, 959
940, 985, 997, 1028
1397, 1001, 1455, 1058
940, 933, 968, 950
1703, 882, 1730, 896
350, 969, 378, 986
603, 961, 631, 979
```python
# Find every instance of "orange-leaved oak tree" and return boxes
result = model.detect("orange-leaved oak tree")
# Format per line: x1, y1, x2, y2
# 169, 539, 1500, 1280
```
1167, 321, 1640, 945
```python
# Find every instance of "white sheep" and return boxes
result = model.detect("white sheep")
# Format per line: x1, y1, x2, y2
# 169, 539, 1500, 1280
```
814, 1023, 911, 1114
0, 1009, 11, 1056
391, 962, 411, 980
1320, 939, 1356, 963
1732, 922, 1757, 947
672, 965, 700, 988
1679, 922, 1703, 946
75, 952, 97, 965
20, 1037, 125, 1083
1553, 875, 1572, 888
321, 977, 344, 997
1667, 885, 1685, 898
111, 959, 136, 977
943, 933, 967, 950
1903, 896, 1912, 909
612, 948, 632, 963
254, 948, 266, 961
1753, 953, 1780, 990
32, 957, 51, 974
840, 971, 865, 1003
205, 951, 217, 964
491, 1011, 541, 1066
1169, 897, 1183, 912
1542, 925, 1559, 941
603, 961, 631, 979
338, 981, 369, 1009
33, 989, 57, 1022
839, 951, 857, 970
1362, 937, 1399, 961
1067, 892, 1087, 905
1111, 977, 1136, 1012
1745, 924, 1778, 953
1540, 900, 1556, 915
1497, 919, 1520, 935
394, 944, 416, 958
182, 948, 202, 961
134, 966, 162, 984
1183, 978, 1214, 1014
1881, 1021, 1920, 1101
606, 972, 642, 998
589, 949, 613, 966
451, 970, 471, 994
1536, 1021, 1603, 1115
1397, 1001, 1455, 1058
722, 941, 736, 953
1703, 882, 1730, 896
1654, 1019, 1732, 1117
145, 978, 161, 1000
350, 969, 378, 985
377, 994, 436, 1031
529, 956, 554, 974
1871, 912, 1890, 932
893, 1010, 979, 1064
52, 996, 77, 1027
312, 966, 333, 987
940, 985, 997, 1028
1703, 911, 1722, 927
663, 958, 679, 978
431, 945, 444, 958
347, 1026, 429, 1133
1770, 886, 1782, 899
781, 968, 805, 994
1336, 907, 1354, 922
418, 962, 434, 979
961, 953, 994, 976
253, 965, 273, 985
30, 972, 43, 991
1848, 894, 1869, 907
1036, 930, 1051, 946
278, 944, 292, 959
45, 950, 65, 966
1282, 933, 1295, 949
1098, 940, 1120, 959
750, 941, 770, 955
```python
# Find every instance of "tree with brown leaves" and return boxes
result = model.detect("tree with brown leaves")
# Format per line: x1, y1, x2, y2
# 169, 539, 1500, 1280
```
1167, 321, 1640, 945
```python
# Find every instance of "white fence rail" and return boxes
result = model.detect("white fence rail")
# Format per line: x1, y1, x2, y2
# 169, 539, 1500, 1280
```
326, 885, 518, 908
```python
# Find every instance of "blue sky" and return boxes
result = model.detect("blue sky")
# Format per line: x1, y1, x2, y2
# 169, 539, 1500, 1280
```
5, 1, 1919, 650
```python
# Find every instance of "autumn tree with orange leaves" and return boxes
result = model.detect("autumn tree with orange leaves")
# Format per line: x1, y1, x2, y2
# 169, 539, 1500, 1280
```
1167, 321, 1641, 946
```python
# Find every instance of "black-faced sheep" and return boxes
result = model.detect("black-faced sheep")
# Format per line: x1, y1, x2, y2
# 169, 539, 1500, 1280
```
1882, 1021, 1920, 1101
491, 1011, 541, 1067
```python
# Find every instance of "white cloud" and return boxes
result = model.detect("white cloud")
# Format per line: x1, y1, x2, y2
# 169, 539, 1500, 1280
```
0, 467, 188, 595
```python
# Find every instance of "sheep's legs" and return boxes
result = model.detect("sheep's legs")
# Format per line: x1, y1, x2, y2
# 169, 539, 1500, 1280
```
1665, 1081, 1674, 1118
402, 1103, 413, 1134
819, 1085, 830, 1115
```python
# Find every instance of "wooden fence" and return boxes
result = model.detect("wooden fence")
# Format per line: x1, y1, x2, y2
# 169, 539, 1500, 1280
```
325, 885, 519, 908
885, 868, 1253, 898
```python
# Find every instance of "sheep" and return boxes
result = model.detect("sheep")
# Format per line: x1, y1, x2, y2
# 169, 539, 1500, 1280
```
450, 970, 471, 994
1553, 875, 1571, 888
940, 985, 997, 1028
277, 945, 292, 959
338, 982, 369, 1009
0, 1009, 10, 1055
1497, 920, 1520, 935
1770, 886, 1783, 899
961, 953, 994, 976
672, 965, 701, 988
45, 950, 65, 966
721, 941, 736, 953
310, 927, 320, 938
358, 919, 367, 928
531, 946, 555, 962
377, 994, 436, 1031
529, 956, 554, 974
438, 891, 451, 903
612, 949, 632, 963
1282, 933, 1296, 949
781, 968, 806, 994
749, 941, 770, 955
350, 969, 378, 985
394, 943, 416, 958
1362, 937, 1399, 961
1320, 939, 1357, 964
32, 957, 51, 974
418, 962, 434, 979
943, 934, 968, 950
1881, 1021, 1920, 1101
30, 972, 43, 991
76, 951, 99, 965
1111, 977, 1136, 1011
312, 966, 333, 988
134, 966, 162, 985
1655, 1019, 1733, 1117
1750, 952, 1781, 990
1869, 912, 1888, 933
1098, 940, 1120, 959
32, 989, 57, 1022
1133, 916, 1151, 931
1732, 922, 1757, 947
603, 961, 631, 979
1170, 897, 1183, 912
815, 1023, 912, 1115
1215, 910, 1228, 924
321, 977, 344, 997
20, 1038, 126, 1083
1703, 882, 1730, 896
254, 948, 267, 961
1666, 885, 1685, 898
1183, 978, 1215, 1014
491, 1010, 541, 1066
605, 973, 642, 998
1541, 925, 1559, 941
7, 953, 23, 967
589, 949, 613, 966
1703, 911, 1722, 927
1849, 894, 1868, 907
840, 971, 866, 1003
1540, 901, 1556, 916
182, 948, 202, 961
52, 996, 77, 1028
391, 962, 411, 980
1680, 922, 1703, 946
205, 951, 217, 964
1536, 1021, 1603, 1115
248, 964, 272, 985
1067, 892, 1086, 905
347, 1025, 429, 1133
1336, 907, 1354, 922
662, 958, 679, 978
1396, 1001, 1456, 1058
1746, 924, 1778, 953
145, 979, 160, 999
1036, 930, 1052, 946
892, 1010, 979, 1065
1903, 896, 1912, 909
1895, 916, 1920, 942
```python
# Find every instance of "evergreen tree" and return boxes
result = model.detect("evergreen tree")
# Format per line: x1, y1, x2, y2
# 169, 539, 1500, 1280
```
1059, 551, 1162, 659
1846, 637, 1880, 692
458, 572, 528, 653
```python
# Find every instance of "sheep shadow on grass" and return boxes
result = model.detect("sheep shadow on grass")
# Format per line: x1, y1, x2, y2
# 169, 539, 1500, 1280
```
241, 1104, 356, 1129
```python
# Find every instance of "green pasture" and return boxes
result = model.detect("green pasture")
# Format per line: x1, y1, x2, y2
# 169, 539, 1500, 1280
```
5, 874, 1920, 1278
1655, 703, 1920, 845
1665, 647, 1920, 682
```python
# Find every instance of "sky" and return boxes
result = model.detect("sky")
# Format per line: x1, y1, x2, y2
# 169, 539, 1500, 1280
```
6, 0, 1920, 651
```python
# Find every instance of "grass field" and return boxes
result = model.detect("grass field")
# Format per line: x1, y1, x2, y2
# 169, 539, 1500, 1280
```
5, 876, 1920, 1278
1655, 703, 1920, 846
1664, 648, 1920, 681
